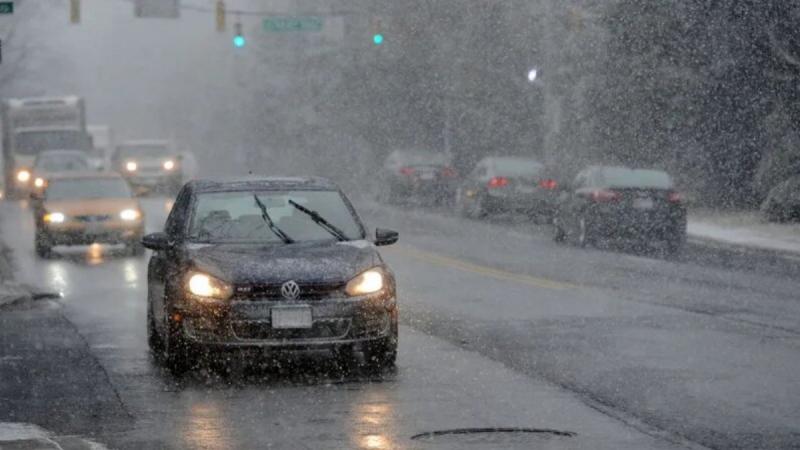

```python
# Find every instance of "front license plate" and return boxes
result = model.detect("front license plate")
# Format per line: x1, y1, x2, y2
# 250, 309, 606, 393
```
419, 172, 435, 180
85, 224, 107, 235
272, 306, 313, 329
633, 198, 654, 210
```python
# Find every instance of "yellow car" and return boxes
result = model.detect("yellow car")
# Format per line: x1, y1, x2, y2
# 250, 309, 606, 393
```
33, 172, 145, 257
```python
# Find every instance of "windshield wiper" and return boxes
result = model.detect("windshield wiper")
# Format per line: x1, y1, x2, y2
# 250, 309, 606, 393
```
253, 195, 294, 244
288, 200, 349, 242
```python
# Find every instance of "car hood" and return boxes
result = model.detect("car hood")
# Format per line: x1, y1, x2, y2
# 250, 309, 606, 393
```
185, 240, 380, 285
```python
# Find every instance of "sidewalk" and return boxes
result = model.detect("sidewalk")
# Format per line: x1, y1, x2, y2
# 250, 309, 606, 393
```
688, 209, 800, 256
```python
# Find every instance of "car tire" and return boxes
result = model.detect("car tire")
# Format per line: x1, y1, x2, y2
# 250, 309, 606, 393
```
34, 231, 52, 258
665, 233, 686, 257
164, 319, 196, 376
576, 216, 592, 248
146, 301, 164, 355
363, 321, 398, 371
467, 194, 487, 219
553, 216, 567, 243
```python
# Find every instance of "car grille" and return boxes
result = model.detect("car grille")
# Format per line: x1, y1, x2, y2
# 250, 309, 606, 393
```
74, 214, 111, 223
231, 318, 351, 341
233, 281, 346, 301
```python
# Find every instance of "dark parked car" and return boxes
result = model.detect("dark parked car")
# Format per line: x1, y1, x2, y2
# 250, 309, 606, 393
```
761, 175, 800, 222
378, 149, 458, 205
143, 177, 400, 374
455, 156, 559, 221
553, 166, 687, 253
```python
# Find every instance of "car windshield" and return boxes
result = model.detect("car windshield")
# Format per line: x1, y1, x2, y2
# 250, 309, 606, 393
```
116, 144, 169, 160
492, 158, 543, 177
188, 190, 363, 243
598, 168, 674, 189
14, 130, 92, 155
45, 178, 131, 200
35, 153, 90, 172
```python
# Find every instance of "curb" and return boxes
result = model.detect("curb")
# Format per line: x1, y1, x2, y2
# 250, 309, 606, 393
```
687, 233, 800, 263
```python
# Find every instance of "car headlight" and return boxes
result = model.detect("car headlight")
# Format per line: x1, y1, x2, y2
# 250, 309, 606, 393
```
187, 272, 232, 300
34, 177, 45, 188
16, 169, 31, 183
163, 160, 175, 171
345, 268, 386, 296
119, 209, 141, 221
125, 161, 138, 172
44, 212, 65, 223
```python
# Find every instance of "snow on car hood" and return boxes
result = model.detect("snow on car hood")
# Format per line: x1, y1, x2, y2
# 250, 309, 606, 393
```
185, 240, 380, 285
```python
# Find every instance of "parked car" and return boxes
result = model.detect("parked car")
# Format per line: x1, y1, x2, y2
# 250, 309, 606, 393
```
112, 140, 182, 194
30, 149, 92, 194
142, 176, 400, 374
455, 156, 559, 221
33, 172, 145, 257
378, 149, 458, 205
761, 175, 800, 222
553, 166, 686, 253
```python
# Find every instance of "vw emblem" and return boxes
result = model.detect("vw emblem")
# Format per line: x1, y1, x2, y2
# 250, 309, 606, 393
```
281, 280, 301, 300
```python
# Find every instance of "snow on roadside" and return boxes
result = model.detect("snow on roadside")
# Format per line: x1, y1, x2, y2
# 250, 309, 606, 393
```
0, 422, 108, 449
688, 210, 800, 254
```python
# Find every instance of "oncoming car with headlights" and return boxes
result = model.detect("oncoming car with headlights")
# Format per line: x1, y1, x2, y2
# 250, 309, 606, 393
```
142, 177, 400, 374
33, 172, 145, 257
112, 139, 182, 194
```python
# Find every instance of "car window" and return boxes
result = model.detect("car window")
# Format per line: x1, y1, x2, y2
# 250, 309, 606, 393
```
188, 190, 364, 243
35, 154, 89, 172
598, 168, 673, 189
45, 178, 131, 200
116, 144, 170, 160
493, 158, 543, 177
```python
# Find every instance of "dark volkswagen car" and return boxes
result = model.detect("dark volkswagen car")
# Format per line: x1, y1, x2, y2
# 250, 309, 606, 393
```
553, 166, 686, 253
143, 177, 399, 374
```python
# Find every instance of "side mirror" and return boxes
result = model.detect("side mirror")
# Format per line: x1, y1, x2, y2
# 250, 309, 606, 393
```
141, 232, 172, 251
375, 228, 399, 246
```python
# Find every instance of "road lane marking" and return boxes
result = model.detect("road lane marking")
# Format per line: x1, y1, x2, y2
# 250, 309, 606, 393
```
388, 245, 576, 290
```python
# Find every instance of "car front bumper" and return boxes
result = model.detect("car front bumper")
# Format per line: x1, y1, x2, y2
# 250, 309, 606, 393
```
174, 293, 397, 350
42, 221, 144, 245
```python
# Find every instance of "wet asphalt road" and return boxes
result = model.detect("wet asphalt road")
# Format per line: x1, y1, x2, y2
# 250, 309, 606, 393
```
1, 197, 799, 450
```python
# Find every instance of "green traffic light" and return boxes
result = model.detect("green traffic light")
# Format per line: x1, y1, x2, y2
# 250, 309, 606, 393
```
373, 33, 384, 45
233, 35, 245, 48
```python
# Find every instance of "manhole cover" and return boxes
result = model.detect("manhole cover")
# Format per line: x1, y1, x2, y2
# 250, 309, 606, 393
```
411, 428, 576, 447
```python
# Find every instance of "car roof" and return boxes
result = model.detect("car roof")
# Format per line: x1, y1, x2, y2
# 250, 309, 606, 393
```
187, 176, 339, 193
45, 171, 126, 181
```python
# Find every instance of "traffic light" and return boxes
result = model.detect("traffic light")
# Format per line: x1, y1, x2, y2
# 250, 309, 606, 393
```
215, 0, 225, 32
233, 22, 245, 48
371, 17, 383, 46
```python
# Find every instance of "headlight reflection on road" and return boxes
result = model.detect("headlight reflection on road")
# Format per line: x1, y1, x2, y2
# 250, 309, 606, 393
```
183, 403, 231, 450
123, 260, 138, 285
46, 263, 68, 296
86, 243, 104, 266
352, 392, 397, 450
